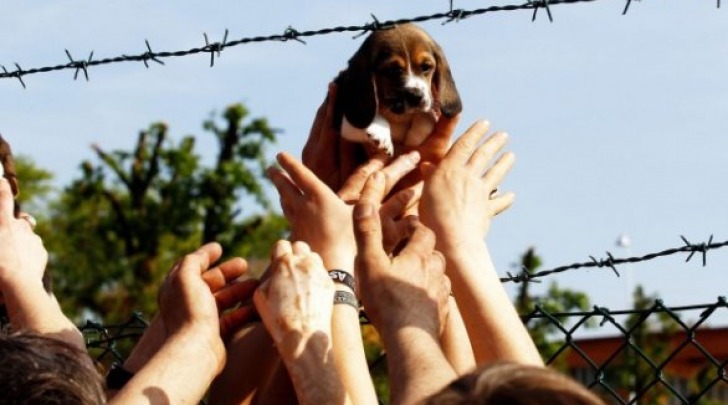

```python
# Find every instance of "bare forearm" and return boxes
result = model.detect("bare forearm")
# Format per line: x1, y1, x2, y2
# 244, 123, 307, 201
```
442, 238, 542, 366
3, 281, 85, 351
280, 332, 351, 405
110, 333, 219, 404
332, 302, 378, 405
382, 326, 457, 405
322, 249, 377, 405
440, 297, 476, 374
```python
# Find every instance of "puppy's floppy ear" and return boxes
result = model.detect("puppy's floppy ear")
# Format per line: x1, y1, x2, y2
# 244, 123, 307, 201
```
334, 39, 378, 129
432, 41, 462, 118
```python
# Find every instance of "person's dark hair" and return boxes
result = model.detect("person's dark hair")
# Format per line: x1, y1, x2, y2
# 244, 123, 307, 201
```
0, 330, 105, 404
427, 362, 605, 405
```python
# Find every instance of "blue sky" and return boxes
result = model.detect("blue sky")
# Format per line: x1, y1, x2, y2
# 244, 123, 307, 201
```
2, 1, 727, 326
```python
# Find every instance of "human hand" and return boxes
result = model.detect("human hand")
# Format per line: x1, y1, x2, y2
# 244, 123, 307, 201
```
157, 243, 259, 373
268, 151, 420, 272
302, 83, 368, 192
0, 177, 47, 291
419, 120, 515, 248
353, 173, 451, 338
253, 241, 335, 358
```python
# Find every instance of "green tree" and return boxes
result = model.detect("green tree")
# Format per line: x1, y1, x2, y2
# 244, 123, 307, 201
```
45, 104, 288, 321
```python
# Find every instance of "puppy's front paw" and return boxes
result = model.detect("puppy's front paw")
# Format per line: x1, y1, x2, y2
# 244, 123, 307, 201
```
366, 115, 394, 156
366, 131, 394, 156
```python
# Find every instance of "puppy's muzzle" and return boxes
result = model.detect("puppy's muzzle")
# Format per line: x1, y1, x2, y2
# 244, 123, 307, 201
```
390, 88, 428, 114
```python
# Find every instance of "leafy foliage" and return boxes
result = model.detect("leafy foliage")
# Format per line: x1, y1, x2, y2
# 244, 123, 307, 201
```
39, 104, 288, 321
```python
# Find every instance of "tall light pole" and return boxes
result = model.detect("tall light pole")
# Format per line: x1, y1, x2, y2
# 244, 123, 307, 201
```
617, 233, 634, 309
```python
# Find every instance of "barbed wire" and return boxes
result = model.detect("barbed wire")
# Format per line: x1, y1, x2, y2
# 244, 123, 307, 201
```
501, 235, 728, 283
1, 0, 721, 88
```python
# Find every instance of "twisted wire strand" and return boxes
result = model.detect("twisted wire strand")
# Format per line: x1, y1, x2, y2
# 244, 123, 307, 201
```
3, 0, 703, 87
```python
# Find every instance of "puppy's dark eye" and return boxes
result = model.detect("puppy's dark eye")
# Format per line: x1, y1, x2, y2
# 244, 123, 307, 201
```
387, 66, 404, 77
420, 63, 433, 73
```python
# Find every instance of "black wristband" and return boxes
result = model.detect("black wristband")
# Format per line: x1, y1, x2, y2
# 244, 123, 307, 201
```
328, 269, 356, 292
333, 290, 359, 310
106, 362, 135, 390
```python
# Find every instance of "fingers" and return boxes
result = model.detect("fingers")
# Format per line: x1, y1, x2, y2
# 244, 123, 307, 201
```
489, 191, 516, 217
220, 305, 258, 341
398, 217, 437, 259
302, 84, 337, 164
482, 151, 515, 192
353, 175, 387, 265
381, 215, 415, 255
215, 278, 260, 311
267, 166, 302, 206
380, 152, 420, 196
444, 120, 490, 165
419, 113, 461, 162
380, 185, 421, 220
291, 241, 311, 256
203, 257, 248, 292
338, 156, 387, 202
276, 152, 330, 197
466, 132, 509, 174
271, 240, 293, 262
172, 243, 222, 279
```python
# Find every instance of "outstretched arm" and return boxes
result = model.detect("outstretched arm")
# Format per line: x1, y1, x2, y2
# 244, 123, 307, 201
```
0, 177, 84, 352
254, 240, 350, 405
354, 173, 457, 405
420, 120, 542, 366
110, 243, 258, 404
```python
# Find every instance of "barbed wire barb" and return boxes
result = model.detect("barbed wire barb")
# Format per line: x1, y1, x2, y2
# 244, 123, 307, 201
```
506, 267, 542, 284
65, 49, 93, 81
443, 0, 468, 24
623, 0, 634, 15
1, 64, 26, 89
681, 234, 713, 266
141, 39, 165, 68
529, 0, 555, 22
203, 29, 229, 67
280, 26, 307, 45
588, 252, 620, 277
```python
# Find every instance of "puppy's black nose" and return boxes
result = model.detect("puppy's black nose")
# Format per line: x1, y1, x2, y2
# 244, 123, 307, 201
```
404, 89, 425, 107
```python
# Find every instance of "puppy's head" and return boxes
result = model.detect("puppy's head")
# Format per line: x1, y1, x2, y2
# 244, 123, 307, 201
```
335, 24, 461, 129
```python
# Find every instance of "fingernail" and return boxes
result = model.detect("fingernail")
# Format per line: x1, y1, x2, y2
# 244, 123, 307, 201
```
354, 203, 375, 219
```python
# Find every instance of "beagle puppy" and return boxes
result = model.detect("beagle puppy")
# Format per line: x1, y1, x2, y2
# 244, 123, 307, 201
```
334, 23, 461, 155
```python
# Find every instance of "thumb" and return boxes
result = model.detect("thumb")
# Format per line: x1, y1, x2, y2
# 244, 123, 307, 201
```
353, 201, 385, 262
